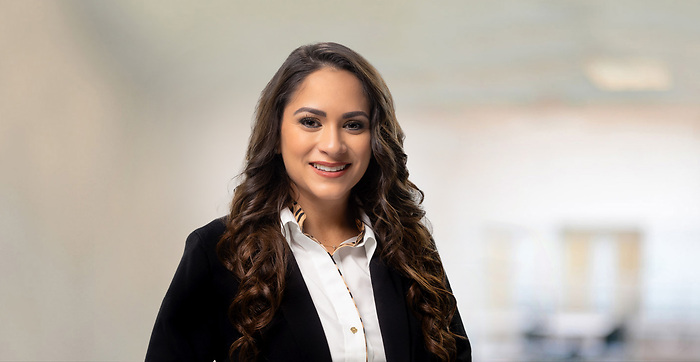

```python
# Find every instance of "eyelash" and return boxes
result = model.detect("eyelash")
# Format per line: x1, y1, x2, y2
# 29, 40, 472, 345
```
344, 121, 365, 131
299, 117, 321, 128
298, 117, 366, 131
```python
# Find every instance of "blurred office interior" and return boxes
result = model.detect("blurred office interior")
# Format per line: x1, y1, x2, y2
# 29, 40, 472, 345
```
1, 1, 699, 361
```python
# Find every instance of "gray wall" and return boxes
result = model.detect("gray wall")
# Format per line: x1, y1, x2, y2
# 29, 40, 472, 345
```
1, 1, 699, 360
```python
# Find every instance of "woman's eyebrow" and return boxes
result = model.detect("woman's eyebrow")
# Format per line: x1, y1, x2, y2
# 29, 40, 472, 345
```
342, 111, 370, 119
293, 107, 326, 117
293, 107, 369, 120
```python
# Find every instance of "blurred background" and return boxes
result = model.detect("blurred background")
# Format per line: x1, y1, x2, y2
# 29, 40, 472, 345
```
1, 0, 699, 361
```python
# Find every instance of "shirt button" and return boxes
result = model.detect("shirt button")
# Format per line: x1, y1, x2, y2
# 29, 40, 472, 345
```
350, 327, 358, 334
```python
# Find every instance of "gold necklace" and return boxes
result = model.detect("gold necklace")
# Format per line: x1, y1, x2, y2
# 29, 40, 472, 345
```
303, 232, 356, 254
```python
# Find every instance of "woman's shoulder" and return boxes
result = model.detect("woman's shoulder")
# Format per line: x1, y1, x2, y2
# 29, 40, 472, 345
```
187, 216, 227, 244
180, 216, 229, 269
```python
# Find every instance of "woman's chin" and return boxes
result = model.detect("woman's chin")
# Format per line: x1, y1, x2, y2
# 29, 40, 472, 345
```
298, 190, 353, 205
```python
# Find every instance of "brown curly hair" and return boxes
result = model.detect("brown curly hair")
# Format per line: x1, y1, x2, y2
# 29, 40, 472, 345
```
217, 42, 462, 361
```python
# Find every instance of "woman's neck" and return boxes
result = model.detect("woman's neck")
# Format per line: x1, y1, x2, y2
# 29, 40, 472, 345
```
294, 197, 358, 248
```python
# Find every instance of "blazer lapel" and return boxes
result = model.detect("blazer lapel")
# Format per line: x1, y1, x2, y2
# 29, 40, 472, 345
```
370, 254, 411, 362
279, 252, 332, 361
277, 244, 414, 361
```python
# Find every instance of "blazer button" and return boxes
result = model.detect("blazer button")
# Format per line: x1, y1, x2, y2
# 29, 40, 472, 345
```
350, 327, 358, 334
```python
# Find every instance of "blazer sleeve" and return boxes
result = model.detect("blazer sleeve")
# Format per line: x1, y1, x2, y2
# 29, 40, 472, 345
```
451, 304, 472, 362
146, 228, 227, 362
447, 277, 472, 362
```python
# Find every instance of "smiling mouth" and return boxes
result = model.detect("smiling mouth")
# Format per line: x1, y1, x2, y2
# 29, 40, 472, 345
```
311, 163, 349, 172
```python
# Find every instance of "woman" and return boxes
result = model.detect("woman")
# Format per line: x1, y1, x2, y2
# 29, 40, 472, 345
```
147, 42, 470, 362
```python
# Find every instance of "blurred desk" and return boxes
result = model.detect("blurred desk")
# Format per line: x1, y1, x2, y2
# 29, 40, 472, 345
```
525, 312, 621, 359
542, 312, 616, 339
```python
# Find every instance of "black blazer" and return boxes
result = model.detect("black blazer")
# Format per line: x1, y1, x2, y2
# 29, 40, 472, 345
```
146, 218, 471, 361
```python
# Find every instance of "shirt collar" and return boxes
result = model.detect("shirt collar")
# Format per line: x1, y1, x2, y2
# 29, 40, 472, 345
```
280, 204, 377, 259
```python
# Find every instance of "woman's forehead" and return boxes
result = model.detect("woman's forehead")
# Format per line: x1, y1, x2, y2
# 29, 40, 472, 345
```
284, 68, 370, 115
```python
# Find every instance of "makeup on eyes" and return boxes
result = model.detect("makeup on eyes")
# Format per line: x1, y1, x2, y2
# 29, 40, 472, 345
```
294, 107, 369, 120
296, 110, 368, 132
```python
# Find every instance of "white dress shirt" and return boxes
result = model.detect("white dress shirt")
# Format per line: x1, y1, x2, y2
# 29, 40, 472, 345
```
280, 207, 387, 362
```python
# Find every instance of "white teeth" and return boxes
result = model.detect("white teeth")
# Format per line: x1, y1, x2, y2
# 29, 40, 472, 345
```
312, 163, 348, 172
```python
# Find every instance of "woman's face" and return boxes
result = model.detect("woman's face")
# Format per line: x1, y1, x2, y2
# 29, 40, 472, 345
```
279, 67, 372, 207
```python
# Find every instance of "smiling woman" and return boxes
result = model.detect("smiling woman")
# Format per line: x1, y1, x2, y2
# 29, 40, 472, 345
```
280, 67, 372, 246
146, 42, 471, 362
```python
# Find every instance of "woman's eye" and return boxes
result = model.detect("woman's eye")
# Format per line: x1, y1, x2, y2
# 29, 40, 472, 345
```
299, 117, 321, 128
344, 121, 365, 131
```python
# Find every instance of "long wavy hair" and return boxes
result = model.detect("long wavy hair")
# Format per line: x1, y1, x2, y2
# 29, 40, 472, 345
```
217, 42, 461, 361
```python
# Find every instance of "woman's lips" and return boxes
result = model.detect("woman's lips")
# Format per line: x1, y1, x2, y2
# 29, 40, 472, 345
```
310, 162, 350, 177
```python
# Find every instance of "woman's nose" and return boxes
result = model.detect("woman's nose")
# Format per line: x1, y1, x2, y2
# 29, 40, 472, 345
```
318, 126, 346, 155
